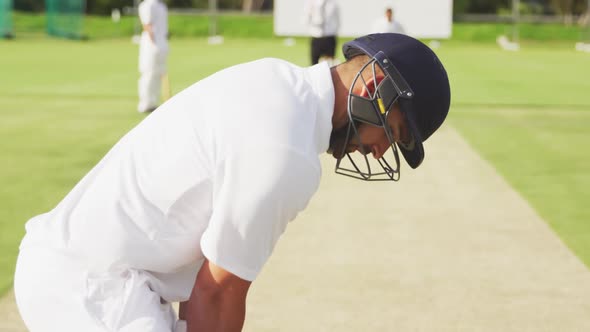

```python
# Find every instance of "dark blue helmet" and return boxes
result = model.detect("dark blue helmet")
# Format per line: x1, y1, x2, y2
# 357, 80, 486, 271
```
335, 33, 451, 181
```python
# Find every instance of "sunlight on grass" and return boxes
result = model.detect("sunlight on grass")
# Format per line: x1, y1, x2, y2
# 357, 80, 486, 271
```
1, 37, 589, 295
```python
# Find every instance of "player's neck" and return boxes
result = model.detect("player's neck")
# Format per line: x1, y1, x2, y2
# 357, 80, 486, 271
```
330, 65, 351, 129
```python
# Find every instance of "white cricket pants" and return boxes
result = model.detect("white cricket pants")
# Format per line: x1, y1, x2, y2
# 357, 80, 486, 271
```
14, 246, 186, 332
138, 50, 167, 113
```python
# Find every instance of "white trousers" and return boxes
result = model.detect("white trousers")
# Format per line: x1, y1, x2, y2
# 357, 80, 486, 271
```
15, 246, 186, 332
138, 51, 167, 113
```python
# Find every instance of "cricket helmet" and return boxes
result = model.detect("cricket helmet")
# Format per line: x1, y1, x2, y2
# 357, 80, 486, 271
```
334, 33, 451, 181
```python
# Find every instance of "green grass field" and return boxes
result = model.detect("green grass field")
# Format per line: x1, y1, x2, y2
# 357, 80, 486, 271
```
1, 35, 589, 297
441, 42, 590, 276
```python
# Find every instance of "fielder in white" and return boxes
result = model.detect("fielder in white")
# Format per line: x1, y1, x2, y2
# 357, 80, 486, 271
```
371, 7, 406, 35
15, 33, 451, 331
137, 0, 169, 113
304, 0, 340, 65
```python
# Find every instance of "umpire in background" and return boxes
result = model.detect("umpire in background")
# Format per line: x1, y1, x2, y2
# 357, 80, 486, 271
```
304, 0, 340, 65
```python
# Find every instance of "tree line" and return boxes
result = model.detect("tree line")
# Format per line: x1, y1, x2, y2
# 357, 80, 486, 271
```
456, 0, 588, 15
13, 0, 590, 18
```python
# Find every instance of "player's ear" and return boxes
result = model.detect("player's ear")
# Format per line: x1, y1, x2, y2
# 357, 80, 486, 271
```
360, 74, 386, 98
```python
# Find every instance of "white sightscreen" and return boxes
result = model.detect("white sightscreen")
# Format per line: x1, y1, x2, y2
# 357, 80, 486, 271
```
274, 0, 453, 39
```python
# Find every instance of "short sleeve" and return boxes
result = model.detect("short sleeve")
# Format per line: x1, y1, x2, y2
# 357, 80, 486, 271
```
200, 145, 320, 281
138, 1, 154, 25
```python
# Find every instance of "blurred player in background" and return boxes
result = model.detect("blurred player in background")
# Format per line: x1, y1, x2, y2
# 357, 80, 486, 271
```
372, 7, 405, 34
15, 33, 450, 331
304, 0, 340, 65
138, 0, 169, 113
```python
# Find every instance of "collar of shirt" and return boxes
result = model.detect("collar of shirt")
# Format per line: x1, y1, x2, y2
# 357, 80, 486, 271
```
304, 62, 335, 156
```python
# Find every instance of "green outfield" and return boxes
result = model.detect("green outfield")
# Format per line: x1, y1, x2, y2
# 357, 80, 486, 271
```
1, 35, 589, 297
439, 42, 590, 268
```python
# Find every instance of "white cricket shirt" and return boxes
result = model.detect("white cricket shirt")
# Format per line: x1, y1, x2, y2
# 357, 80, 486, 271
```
371, 17, 406, 35
21, 59, 335, 302
304, 0, 340, 38
139, 0, 168, 54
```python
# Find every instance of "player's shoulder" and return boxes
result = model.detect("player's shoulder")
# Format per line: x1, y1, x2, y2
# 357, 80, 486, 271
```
138, 0, 157, 14
235, 58, 308, 100
157, 1, 167, 11
139, 0, 154, 8
241, 57, 301, 74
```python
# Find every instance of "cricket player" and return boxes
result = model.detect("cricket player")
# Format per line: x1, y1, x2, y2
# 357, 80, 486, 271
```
304, 0, 340, 65
137, 0, 168, 113
372, 7, 406, 35
15, 33, 450, 331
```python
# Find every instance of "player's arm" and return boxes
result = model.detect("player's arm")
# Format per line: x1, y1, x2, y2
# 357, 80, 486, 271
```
138, 3, 156, 43
180, 258, 251, 332
142, 23, 156, 43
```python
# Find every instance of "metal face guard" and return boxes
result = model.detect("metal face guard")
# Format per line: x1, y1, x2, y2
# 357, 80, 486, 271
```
334, 52, 413, 181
